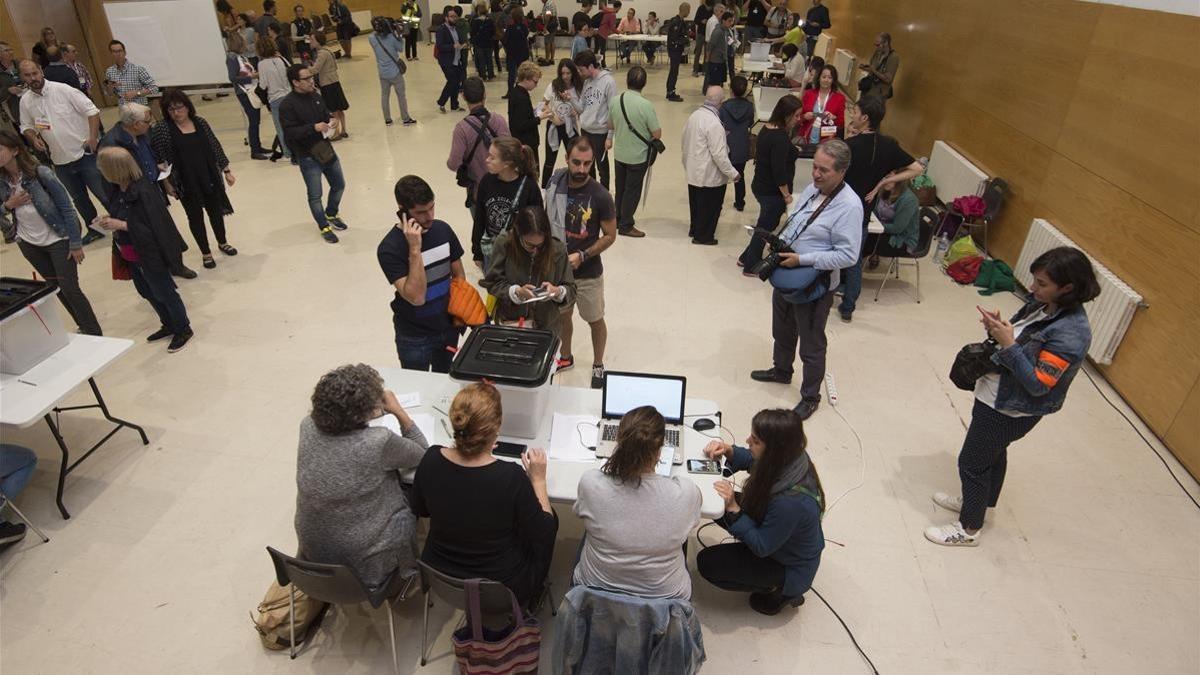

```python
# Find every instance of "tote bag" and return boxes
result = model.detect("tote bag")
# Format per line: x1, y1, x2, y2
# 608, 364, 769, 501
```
452, 579, 541, 674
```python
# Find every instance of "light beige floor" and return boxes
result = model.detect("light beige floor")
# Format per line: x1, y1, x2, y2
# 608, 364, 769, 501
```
1, 40, 1198, 674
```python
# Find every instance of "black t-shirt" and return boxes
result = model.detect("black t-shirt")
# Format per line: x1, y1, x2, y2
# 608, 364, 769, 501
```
376, 220, 464, 337
804, 4, 830, 37
562, 178, 614, 279
746, 0, 767, 28
751, 126, 799, 196
409, 446, 558, 592
471, 173, 544, 259
694, 4, 712, 29
844, 132, 915, 212
572, 10, 589, 31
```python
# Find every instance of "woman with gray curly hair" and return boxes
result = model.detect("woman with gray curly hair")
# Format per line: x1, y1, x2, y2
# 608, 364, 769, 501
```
295, 363, 429, 586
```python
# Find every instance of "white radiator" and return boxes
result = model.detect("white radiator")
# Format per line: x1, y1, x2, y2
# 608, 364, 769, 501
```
1014, 219, 1145, 365
926, 140, 988, 205
833, 49, 856, 88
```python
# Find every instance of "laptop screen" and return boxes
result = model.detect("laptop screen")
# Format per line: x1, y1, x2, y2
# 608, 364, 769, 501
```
602, 372, 686, 424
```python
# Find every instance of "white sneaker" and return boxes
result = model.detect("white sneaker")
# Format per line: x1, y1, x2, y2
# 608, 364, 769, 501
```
932, 492, 963, 513
924, 521, 979, 547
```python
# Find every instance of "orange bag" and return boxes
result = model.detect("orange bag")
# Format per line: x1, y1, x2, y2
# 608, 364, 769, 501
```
448, 276, 488, 327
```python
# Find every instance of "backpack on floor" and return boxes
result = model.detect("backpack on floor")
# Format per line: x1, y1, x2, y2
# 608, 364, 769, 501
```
251, 580, 330, 651
946, 255, 984, 285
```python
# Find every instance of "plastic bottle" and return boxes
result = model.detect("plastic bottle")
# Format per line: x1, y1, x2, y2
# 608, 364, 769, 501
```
934, 232, 951, 264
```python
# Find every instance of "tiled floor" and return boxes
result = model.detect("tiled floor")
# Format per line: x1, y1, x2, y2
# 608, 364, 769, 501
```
1, 40, 1197, 673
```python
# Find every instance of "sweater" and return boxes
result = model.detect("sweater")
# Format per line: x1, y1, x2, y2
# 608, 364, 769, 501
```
279, 90, 333, 158
294, 416, 429, 588
579, 70, 617, 135
877, 186, 919, 251
750, 125, 799, 196
507, 86, 540, 150
718, 97, 755, 165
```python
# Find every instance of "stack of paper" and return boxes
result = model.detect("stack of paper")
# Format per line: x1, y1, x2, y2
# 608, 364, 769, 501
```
548, 413, 600, 463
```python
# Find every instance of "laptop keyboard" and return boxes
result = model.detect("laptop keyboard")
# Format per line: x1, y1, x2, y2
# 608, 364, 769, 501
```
664, 428, 680, 447
602, 424, 680, 447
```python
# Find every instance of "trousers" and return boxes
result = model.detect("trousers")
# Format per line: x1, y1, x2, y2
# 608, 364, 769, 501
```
686, 183, 726, 243
53, 154, 107, 228
0, 444, 37, 502
268, 100, 292, 159
542, 124, 575, 188
696, 542, 786, 593
396, 327, 460, 373
297, 156, 346, 230
379, 74, 410, 122
437, 61, 466, 107
613, 160, 648, 232
771, 289, 834, 402
233, 89, 265, 154
16, 239, 102, 335
130, 263, 190, 334
180, 189, 227, 255
958, 400, 1042, 530
584, 131, 611, 189
666, 47, 685, 95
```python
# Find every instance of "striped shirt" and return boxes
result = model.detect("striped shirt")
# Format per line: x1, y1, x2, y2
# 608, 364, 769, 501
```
377, 220, 464, 337
103, 60, 159, 107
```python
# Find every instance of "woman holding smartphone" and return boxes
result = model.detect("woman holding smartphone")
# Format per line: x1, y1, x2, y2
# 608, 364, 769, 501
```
926, 247, 1098, 547
483, 205, 574, 338
696, 408, 826, 615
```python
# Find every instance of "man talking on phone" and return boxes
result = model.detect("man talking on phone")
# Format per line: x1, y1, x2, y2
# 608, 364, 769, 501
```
377, 175, 467, 373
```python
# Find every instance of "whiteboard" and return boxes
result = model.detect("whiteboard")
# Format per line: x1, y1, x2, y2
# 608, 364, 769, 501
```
104, 0, 229, 87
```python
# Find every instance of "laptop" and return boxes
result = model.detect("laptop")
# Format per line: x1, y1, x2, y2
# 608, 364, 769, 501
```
595, 371, 687, 464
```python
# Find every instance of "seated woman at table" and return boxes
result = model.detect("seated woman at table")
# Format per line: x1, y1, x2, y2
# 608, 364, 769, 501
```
573, 405, 702, 599
695, 408, 825, 615
294, 364, 429, 586
866, 174, 920, 270
780, 43, 805, 88
483, 206, 575, 337
410, 383, 559, 608
797, 64, 845, 144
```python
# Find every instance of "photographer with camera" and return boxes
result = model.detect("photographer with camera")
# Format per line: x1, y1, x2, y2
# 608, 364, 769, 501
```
748, 139, 861, 420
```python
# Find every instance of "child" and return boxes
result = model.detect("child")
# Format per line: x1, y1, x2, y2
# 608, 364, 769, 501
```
719, 75, 755, 211
572, 19, 591, 58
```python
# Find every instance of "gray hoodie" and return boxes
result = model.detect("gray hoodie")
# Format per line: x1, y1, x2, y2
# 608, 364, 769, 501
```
579, 69, 617, 136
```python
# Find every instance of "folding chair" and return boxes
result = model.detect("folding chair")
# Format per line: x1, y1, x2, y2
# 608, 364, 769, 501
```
874, 206, 938, 304
0, 488, 49, 544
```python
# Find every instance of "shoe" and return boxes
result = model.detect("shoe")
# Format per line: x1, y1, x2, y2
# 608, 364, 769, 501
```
839, 310, 852, 323
734, 203, 745, 212
385, 118, 394, 126
750, 368, 792, 384
320, 227, 339, 243
251, 152, 271, 160
269, 150, 283, 162
80, 229, 106, 245
793, 398, 819, 420
924, 521, 979, 547
667, 93, 684, 102
403, 118, 417, 125
146, 326, 173, 342
0, 521, 27, 545
748, 589, 804, 616
618, 227, 646, 238
867, 255, 880, 270
202, 255, 216, 269
218, 243, 238, 256
591, 364, 605, 390
326, 214, 349, 230
501, 94, 509, 99
736, 260, 744, 268
438, 105, 447, 113
691, 238, 718, 246
932, 492, 963, 513
167, 329, 193, 353
338, 132, 349, 140
556, 355, 574, 372
171, 265, 198, 280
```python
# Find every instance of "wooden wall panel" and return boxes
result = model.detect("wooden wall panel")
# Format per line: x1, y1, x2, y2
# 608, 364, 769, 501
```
825, 0, 1200, 478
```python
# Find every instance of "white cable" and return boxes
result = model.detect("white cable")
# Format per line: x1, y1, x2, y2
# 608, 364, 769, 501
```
823, 372, 865, 516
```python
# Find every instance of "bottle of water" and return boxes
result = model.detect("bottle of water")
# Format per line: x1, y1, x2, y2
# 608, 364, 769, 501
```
934, 232, 951, 264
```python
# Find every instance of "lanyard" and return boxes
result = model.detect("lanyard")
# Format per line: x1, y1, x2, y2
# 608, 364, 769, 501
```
780, 181, 845, 248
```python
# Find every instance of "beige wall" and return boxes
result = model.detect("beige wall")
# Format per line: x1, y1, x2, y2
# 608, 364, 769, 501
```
818, 0, 1200, 478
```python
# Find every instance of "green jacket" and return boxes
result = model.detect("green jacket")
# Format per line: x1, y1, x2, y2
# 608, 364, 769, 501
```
483, 231, 576, 337
881, 186, 919, 252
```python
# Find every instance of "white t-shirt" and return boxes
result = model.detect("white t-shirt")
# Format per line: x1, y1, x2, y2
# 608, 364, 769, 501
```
6, 177, 65, 247
18, 80, 100, 166
974, 308, 1048, 417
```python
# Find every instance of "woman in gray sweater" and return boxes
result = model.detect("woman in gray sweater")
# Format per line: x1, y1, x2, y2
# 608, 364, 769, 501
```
295, 364, 429, 587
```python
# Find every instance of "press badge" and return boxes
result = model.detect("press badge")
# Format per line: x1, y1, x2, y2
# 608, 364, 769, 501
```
34, 117, 51, 131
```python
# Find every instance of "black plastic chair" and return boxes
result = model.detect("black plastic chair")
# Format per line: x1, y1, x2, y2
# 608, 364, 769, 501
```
266, 547, 415, 674
874, 206, 938, 304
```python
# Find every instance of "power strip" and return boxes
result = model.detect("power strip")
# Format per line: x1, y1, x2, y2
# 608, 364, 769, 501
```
825, 372, 839, 406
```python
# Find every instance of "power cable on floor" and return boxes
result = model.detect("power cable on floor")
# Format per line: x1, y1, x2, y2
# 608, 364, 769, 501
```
811, 587, 880, 674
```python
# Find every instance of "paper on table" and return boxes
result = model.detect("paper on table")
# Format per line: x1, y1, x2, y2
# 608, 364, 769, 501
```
369, 412, 436, 444
655, 446, 673, 477
397, 391, 421, 408
549, 413, 600, 462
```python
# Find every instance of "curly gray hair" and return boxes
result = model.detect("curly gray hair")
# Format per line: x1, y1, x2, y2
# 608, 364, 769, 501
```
310, 364, 384, 435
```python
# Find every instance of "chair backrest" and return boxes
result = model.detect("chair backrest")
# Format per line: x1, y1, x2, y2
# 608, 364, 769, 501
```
911, 207, 939, 258
981, 177, 1008, 222
312, 15, 324, 30
418, 561, 516, 617
266, 546, 375, 607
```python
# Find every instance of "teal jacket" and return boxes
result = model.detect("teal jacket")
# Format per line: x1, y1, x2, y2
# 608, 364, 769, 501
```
879, 186, 919, 252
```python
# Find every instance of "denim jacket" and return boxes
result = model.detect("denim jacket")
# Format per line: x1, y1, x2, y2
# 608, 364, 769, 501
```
990, 300, 1092, 416
0, 165, 83, 249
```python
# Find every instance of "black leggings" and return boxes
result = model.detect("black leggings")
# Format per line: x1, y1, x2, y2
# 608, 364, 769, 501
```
541, 124, 574, 188
696, 542, 786, 593
181, 190, 227, 255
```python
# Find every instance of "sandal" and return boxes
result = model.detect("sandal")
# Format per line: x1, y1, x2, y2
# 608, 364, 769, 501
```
218, 243, 238, 256
202, 255, 216, 269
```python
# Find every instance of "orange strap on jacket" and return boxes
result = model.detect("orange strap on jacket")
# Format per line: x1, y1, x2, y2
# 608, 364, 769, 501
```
1035, 350, 1070, 388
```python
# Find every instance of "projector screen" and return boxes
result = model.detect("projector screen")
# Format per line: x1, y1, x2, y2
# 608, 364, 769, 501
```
104, 0, 230, 88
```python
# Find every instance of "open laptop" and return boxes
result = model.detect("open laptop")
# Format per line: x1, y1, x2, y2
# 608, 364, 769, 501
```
595, 371, 687, 464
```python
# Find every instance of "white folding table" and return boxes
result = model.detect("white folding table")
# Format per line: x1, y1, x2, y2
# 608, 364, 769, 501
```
0, 335, 149, 519
379, 368, 728, 519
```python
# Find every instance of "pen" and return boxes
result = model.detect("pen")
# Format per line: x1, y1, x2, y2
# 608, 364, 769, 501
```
18, 379, 37, 387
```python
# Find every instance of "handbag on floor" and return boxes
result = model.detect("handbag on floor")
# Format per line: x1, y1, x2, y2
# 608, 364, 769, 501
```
452, 579, 541, 674
251, 580, 330, 651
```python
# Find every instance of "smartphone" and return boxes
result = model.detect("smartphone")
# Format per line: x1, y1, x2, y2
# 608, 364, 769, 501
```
687, 459, 723, 475
494, 441, 528, 458
529, 286, 549, 298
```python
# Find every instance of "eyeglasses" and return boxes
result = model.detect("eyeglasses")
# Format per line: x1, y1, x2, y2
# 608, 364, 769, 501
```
520, 237, 545, 251
296, 75, 315, 81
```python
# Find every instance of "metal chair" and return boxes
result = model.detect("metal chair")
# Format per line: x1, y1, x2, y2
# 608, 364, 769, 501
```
874, 206, 938, 304
949, 177, 1007, 254
266, 547, 415, 674
0, 488, 49, 544
417, 561, 556, 667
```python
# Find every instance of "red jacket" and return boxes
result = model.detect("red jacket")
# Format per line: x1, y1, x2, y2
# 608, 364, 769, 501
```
797, 88, 846, 143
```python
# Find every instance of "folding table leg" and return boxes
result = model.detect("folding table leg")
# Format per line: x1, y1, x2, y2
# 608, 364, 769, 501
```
88, 379, 149, 445
42, 414, 73, 520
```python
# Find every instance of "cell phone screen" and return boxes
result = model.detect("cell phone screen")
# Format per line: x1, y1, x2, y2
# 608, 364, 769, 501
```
687, 459, 722, 475
493, 441, 528, 458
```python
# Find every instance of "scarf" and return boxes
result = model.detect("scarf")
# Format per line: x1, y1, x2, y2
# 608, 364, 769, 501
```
771, 451, 821, 509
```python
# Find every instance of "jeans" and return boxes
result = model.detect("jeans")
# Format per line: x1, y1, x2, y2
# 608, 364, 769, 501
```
958, 400, 1042, 530
473, 45, 494, 79
494, 42, 503, 71
592, 35, 608, 65
53, 154, 107, 227
268, 101, 292, 159
542, 124, 574, 188
437, 61, 466, 108
180, 189, 227, 255
705, 61, 727, 88
395, 328, 459, 372
613, 160, 648, 232
16, 239, 102, 335
771, 289, 834, 402
131, 263, 190, 334
297, 156, 346, 230
731, 161, 746, 208
666, 47, 684, 95
234, 89, 265, 154
380, 74, 410, 122
692, 31, 706, 73
584, 131, 610, 189
686, 184, 726, 242
0, 444, 37, 502
837, 225, 868, 315
805, 36, 817, 58
738, 192, 788, 268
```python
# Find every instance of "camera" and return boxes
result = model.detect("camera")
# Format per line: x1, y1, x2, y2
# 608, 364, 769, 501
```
747, 228, 789, 281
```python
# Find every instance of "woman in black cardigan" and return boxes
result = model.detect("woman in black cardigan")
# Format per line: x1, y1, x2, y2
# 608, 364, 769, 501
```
150, 89, 238, 270
96, 146, 194, 353
507, 60, 543, 168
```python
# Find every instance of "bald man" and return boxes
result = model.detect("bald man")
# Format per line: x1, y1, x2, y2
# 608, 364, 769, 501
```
680, 85, 739, 244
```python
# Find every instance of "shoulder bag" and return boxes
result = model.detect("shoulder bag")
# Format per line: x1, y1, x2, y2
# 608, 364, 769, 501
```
456, 112, 493, 188
619, 92, 666, 166
375, 34, 408, 74
768, 182, 845, 302
452, 580, 540, 674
